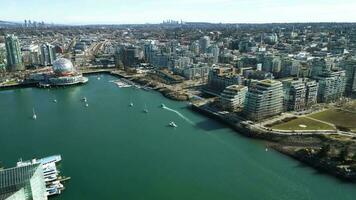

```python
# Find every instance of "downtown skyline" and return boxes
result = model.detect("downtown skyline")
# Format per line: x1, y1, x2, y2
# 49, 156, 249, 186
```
1, 0, 356, 25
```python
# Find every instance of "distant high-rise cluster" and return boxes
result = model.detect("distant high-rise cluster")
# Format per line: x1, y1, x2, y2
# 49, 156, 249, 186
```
24, 19, 45, 28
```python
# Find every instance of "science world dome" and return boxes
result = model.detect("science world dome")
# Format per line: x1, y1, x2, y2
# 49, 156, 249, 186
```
52, 58, 75, 76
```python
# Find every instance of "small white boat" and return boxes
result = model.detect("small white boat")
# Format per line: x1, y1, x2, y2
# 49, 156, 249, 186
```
82, 97, 87, 102
161, 104, 166, 108
169, 121, 177, 128
85, 103, 89, 107
53, 99, 57, 103
143, 104, 148, 113
32, 108, 37, 120
97, 77, 101, 80
129, 102, 134, 107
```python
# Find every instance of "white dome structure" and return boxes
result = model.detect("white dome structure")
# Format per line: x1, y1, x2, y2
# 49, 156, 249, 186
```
52, 58, 75, 75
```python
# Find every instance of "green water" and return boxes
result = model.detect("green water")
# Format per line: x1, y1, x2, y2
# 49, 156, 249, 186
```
0, 74, 355, 200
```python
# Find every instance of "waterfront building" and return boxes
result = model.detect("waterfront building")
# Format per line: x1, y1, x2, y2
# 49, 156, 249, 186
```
244, 79, 284, 121
282, 79, 318, 112
0, 163, 47, 200
5, 34, 24, 71
205, 67, 242, 95
341, 58, 356, 96
220, 85, 248, 111
40, 43, 56, 66
315, 70, 346, 103
47, 58, 88, 86
179, 63, 212, 80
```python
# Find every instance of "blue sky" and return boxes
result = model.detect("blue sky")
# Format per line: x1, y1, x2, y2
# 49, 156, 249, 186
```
1, 0, 356, 24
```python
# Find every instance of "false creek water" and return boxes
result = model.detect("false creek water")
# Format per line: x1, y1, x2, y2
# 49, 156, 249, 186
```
0, 74, 355, 200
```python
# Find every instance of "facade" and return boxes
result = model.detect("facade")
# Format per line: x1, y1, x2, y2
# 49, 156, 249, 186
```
0, 163, 47, 200
282, 79, 318, 112
5, 34, 24, 71
40, 43, 56, 66
305, 80, 319, 108
315, 70, 346, 103
341, 58, 356, 96
179, 63, 211, 80
22, 45, 41, 67
244, 80, 284, 121
206, 67, 242, 95
220, 85, 248, 111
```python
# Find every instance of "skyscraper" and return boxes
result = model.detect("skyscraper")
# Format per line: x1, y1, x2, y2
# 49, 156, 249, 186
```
5, 34, 24, 71
40, 43, 56, 66
244, 79, 284, 121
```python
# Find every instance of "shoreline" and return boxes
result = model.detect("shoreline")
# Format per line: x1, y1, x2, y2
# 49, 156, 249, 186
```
190, 103, 356, 182
2, 71, 356, 182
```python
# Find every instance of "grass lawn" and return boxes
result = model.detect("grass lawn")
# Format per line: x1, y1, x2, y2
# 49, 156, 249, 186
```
309, 109, 356, 130
271, 117, 335, 131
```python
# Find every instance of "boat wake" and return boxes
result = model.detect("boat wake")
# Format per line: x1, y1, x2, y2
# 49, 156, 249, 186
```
162, 105, 194, 125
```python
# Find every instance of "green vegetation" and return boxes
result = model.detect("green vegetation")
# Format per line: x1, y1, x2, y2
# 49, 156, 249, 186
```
309, 109, 356, 132
271, 117, 335, 131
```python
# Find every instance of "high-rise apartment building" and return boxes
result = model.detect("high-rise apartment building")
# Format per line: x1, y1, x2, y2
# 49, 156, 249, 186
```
5, 34, 24, 71
244, 79, 284, 121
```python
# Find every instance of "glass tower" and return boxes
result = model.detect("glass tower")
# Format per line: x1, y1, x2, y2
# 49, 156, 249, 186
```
5, 34, 24, 71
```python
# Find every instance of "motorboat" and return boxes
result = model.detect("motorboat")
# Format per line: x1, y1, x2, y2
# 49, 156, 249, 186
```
32, 108, 37, 120
169, 121, 177, 128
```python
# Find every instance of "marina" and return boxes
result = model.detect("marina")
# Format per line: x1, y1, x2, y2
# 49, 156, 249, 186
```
17, 155, 69, 197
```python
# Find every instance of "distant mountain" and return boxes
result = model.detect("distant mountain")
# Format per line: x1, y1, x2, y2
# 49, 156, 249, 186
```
0, 20, 22, 27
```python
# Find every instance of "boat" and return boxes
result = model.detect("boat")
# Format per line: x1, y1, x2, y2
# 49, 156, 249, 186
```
161, 104, 166, 108
169, 121, 178, 128
53, 99, 57, 103
97, 77, 101, 80
85, 103, 89, 107
81, 97, 87, 102
46, 187, 61, 196
32, 108, 37, 120
114, 81, 131, 88
129, 102, 134, 107
143, 104, 148, 113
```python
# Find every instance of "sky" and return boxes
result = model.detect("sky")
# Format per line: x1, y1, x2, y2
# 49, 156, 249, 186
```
1, 0, 356, 24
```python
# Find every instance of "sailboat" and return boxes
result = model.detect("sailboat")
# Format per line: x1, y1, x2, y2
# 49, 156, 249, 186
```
143, 104, 148, 113
32, 108, 37, 120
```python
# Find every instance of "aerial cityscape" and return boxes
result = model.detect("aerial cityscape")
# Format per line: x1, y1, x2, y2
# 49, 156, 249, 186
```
1, 0, 356, 199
